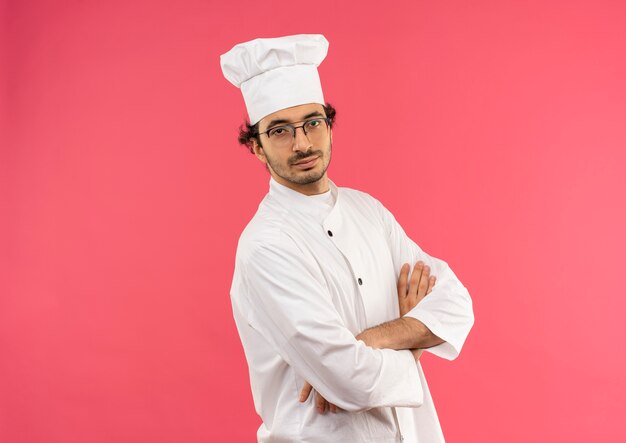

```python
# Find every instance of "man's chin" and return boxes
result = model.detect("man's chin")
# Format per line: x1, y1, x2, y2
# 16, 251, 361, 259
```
285, 168, 326, 185
290, 174, 324, 185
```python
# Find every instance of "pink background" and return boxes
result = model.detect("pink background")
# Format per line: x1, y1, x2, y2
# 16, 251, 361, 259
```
2, 0, 626, 441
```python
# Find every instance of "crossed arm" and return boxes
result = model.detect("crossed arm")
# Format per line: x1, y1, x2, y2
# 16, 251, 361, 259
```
300, 261, 444, 414
244, 201, 473, 413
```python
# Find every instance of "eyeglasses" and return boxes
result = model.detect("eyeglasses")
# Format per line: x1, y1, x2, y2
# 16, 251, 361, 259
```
259, 117, 330, 148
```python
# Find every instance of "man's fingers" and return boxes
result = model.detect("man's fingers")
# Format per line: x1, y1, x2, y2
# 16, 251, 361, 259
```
426, 276, 436, 294
397, 263, 411, 316
302, 382, 338, 414
399, 261, 435, 317
315, 391, 328, 414
409, 261, 424, 297
397, 263, 409, 297
416, 265, 431, 301
300, 382, 313, 402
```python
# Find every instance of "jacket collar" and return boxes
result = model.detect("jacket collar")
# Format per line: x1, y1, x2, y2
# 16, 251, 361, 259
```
268, 176, 339, 217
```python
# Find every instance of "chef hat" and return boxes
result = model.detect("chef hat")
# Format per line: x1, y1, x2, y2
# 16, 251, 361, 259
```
220, 34, 329, 125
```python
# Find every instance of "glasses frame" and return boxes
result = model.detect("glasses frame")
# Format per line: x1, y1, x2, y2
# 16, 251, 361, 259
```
258, 117, 331, 142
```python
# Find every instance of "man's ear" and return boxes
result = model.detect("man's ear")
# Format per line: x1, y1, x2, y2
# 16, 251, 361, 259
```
252, 139, 267, 165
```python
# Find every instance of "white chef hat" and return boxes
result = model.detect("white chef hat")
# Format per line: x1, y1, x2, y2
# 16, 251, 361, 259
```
220, 34, 329, 125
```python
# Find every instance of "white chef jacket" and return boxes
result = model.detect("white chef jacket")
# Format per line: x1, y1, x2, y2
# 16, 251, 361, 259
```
230, 177, 474, 443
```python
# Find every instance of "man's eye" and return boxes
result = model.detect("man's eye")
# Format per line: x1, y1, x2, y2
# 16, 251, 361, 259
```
270, 127, 288, 136
306, 119, 321, 128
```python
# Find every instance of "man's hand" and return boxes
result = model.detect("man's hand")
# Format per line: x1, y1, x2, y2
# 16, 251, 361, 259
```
299, 381, 339, 414
397, 261, 436, 317
357, 261, 436, 349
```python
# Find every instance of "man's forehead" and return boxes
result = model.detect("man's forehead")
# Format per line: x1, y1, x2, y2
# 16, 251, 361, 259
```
259, 103, 325, 128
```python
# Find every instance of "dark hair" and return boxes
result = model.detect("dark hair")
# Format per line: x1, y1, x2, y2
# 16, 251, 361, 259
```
238, 103, 337, 153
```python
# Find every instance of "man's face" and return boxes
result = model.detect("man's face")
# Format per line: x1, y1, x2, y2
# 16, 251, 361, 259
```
252, 103, 332, 195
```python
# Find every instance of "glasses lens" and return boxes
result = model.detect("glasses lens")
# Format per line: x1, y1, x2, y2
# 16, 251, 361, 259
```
268, 126, 293, 142
304, 118, 328, 135
267, 118, 328, 148
267, 126, 293, 149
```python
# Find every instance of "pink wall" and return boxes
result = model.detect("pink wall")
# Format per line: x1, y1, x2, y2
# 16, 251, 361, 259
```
2, 0, 626, 441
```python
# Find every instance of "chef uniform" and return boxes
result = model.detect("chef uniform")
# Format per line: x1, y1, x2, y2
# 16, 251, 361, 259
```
221, 34, 474, 443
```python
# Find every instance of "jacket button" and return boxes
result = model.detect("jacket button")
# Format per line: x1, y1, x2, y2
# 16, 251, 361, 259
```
357, 278, 363, 285
327, 230, 333, 237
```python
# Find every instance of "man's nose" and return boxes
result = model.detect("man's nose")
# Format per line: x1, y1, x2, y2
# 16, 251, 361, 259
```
293, 126, 312, 152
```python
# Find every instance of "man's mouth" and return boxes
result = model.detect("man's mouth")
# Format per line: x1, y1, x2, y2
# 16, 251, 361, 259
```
292, 156, 319, 169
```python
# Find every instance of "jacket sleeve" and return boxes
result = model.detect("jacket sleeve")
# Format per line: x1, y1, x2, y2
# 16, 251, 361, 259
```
239, 235, 424, 412
376, 199, 475, 360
